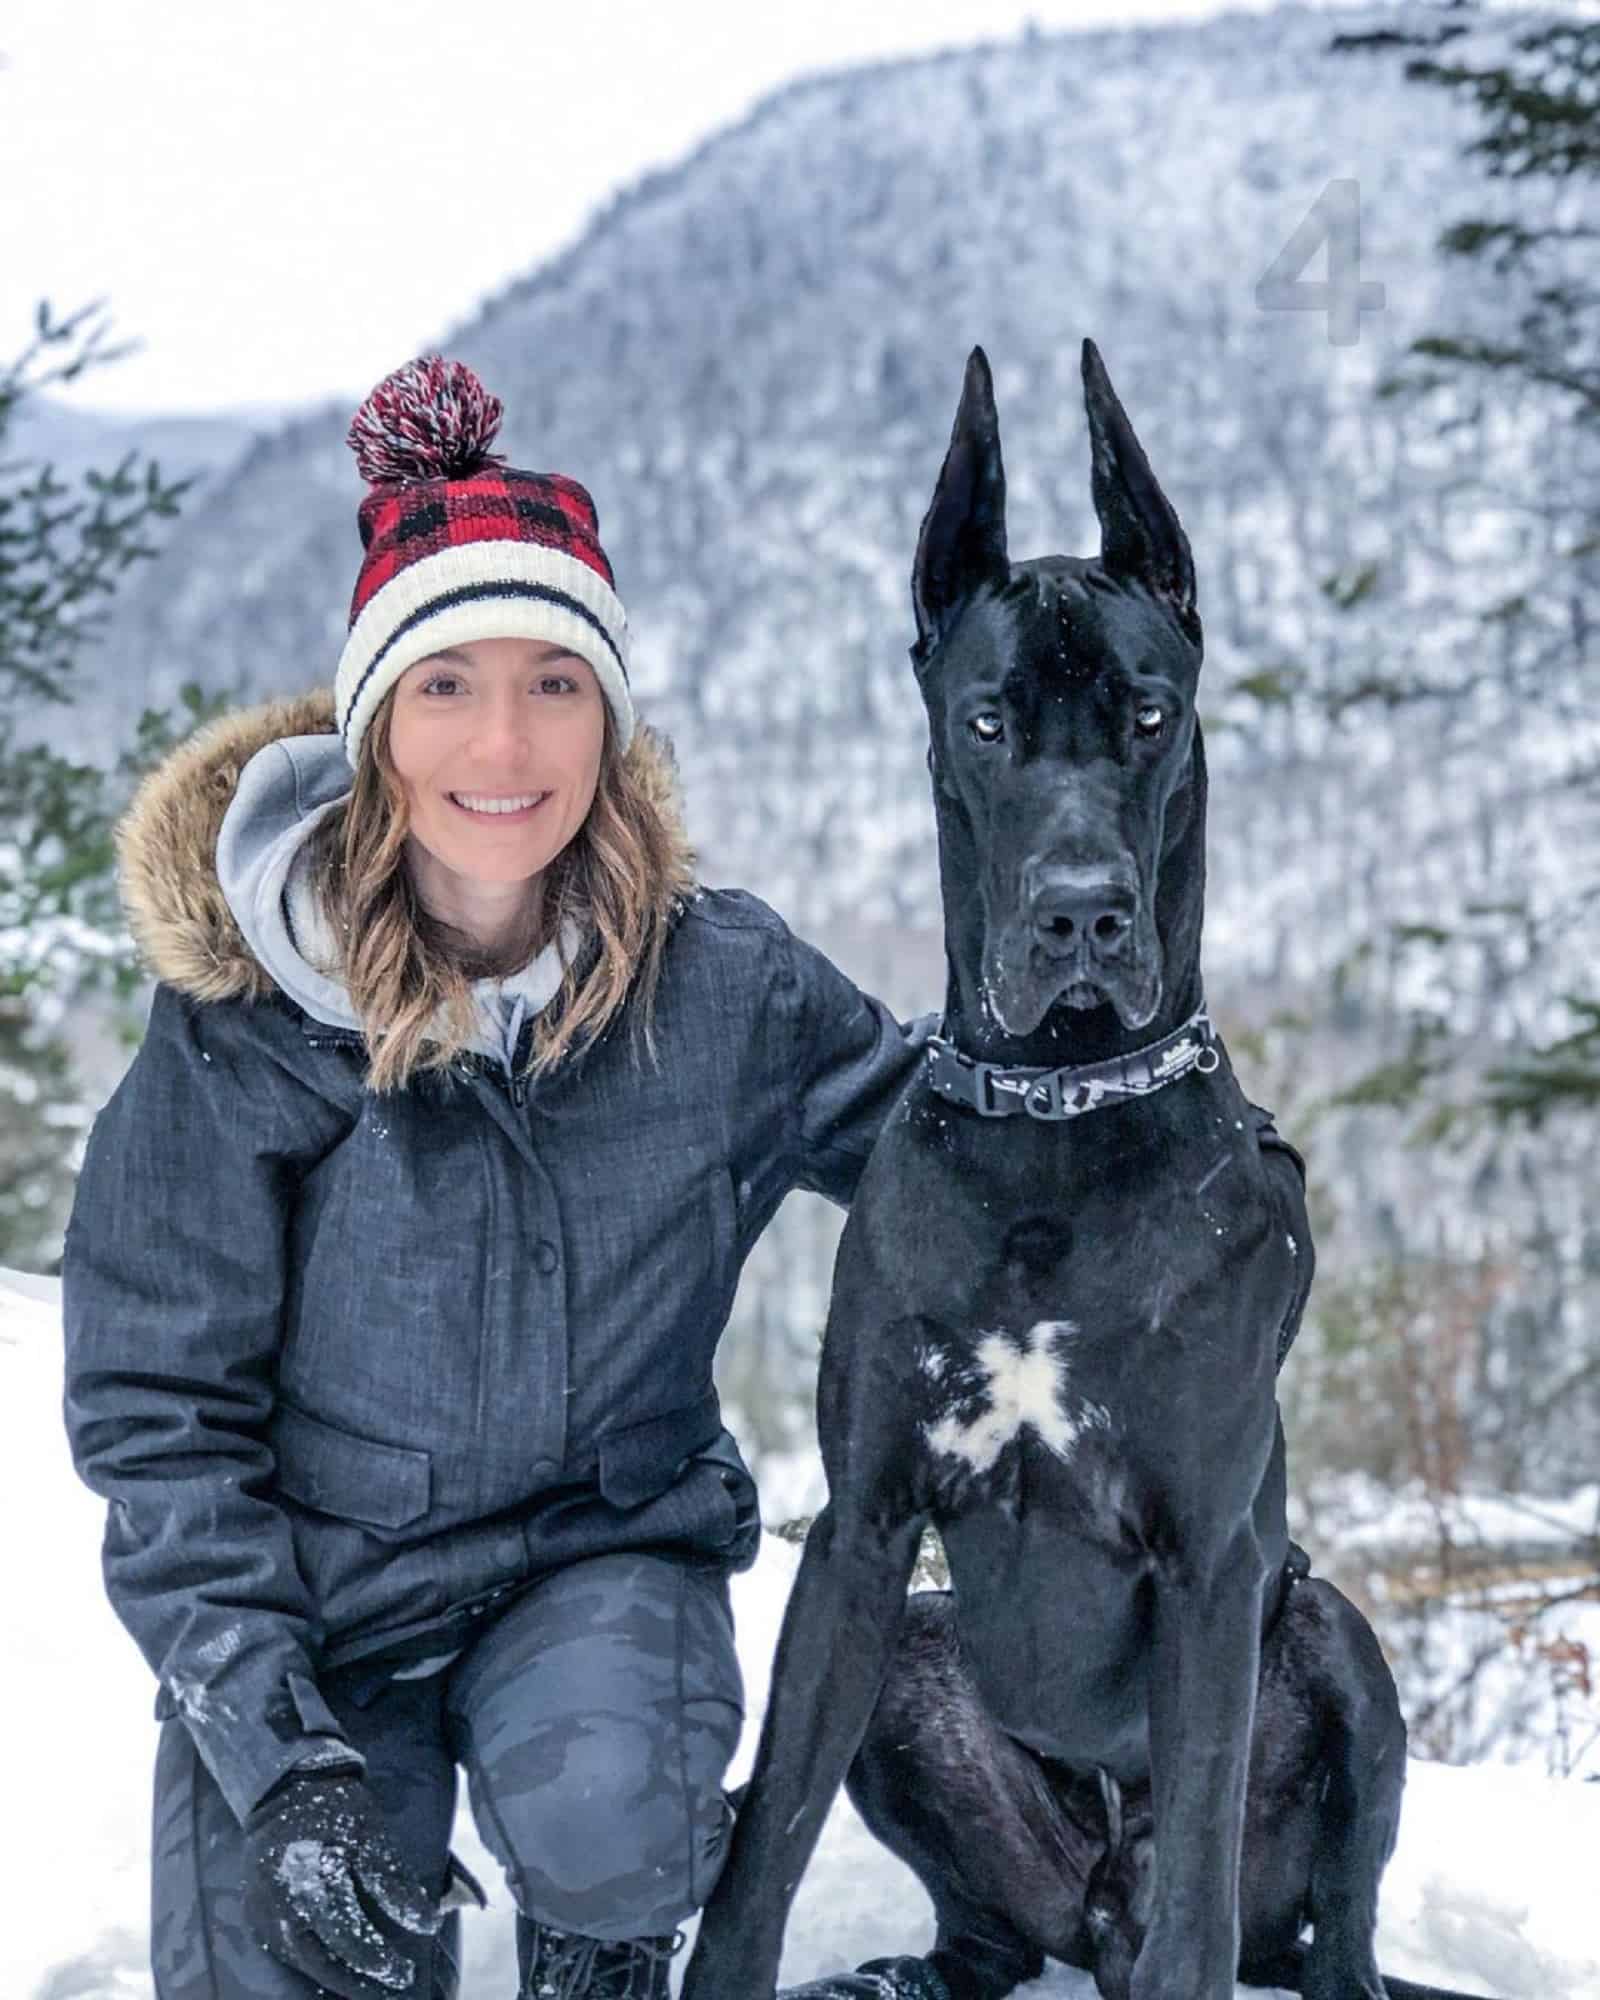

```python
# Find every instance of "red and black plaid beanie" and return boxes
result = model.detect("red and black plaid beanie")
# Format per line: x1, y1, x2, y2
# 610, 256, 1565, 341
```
333, 354, 634, 768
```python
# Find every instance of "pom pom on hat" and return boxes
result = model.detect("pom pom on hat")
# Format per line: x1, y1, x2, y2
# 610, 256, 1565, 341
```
345, 353, 508, 485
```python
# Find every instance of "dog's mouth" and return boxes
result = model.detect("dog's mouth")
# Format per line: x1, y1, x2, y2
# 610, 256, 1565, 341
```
983, 927, 1163, 1037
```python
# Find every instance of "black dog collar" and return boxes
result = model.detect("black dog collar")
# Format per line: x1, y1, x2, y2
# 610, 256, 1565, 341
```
925, 1003, 1219, 1121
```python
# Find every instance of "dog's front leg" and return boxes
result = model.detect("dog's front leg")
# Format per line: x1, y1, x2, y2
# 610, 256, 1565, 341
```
683, 1498, 924, 2000
1130, 1531, 1266, 2000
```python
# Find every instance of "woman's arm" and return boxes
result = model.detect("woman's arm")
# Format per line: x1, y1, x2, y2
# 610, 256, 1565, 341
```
783, 926, 938, 1210
62, 983, 362, 1826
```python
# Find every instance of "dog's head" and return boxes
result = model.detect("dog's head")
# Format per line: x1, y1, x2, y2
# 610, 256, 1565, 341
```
910, 342, 1203, 1038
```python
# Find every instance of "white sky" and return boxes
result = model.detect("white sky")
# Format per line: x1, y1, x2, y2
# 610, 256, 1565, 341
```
1, 0, 1284, 418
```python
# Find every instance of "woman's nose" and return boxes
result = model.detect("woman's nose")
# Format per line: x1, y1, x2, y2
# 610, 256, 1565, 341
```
470, 697, 534, 760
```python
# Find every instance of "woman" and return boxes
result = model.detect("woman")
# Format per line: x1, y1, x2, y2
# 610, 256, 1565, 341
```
61, 356, 936, 2000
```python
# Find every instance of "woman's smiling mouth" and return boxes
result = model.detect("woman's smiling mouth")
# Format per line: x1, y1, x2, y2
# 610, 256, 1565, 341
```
447, 790, 551, 820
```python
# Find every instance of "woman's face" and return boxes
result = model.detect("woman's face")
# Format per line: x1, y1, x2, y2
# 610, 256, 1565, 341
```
386, 636, 606, 889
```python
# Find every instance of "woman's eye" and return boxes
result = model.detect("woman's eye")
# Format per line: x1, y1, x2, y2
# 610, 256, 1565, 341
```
419, 673, 577, 696
969, 711, 1004, 744
1134, 703, 1165, 738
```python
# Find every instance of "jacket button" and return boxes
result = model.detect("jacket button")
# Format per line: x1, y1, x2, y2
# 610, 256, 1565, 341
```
494, 1535, 523, 1568
533, 1240, 559, 1275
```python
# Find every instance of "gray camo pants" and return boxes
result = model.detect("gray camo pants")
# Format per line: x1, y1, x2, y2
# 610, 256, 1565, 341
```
150, 1552, 744, 1998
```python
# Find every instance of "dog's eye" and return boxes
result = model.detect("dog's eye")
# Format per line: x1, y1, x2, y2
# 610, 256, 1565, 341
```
1134, 704, 1165, 738
969, 711, 1004, 744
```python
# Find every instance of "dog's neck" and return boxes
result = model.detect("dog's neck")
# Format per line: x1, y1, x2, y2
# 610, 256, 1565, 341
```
936, 728, 1209, 1070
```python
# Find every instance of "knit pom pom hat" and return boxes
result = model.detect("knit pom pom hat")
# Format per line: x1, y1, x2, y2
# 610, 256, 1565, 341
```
332, 354, 635, 769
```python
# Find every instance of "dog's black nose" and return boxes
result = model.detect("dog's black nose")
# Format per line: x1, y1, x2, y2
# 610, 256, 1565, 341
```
1029, 868, 1136, 959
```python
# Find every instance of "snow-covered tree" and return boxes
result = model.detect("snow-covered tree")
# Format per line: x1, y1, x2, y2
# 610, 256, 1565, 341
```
1329, 10, 1600, 1129
0, 300, 214, 1266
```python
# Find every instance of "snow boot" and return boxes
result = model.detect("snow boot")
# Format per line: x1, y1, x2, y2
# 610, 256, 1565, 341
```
520, 1921, 684, 2000
778, 1957, 952, 2000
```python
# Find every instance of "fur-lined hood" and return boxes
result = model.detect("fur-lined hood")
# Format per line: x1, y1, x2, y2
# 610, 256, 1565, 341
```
115, 685, 697, 1022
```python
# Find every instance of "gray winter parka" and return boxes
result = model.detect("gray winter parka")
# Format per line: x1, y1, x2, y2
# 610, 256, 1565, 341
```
61, 691, 936, 1826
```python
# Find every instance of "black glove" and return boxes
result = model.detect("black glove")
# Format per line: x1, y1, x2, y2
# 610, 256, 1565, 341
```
242, 1767, 443, 1999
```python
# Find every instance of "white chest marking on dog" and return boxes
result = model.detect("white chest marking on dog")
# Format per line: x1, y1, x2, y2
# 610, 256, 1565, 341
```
925, 1318, 1109, 1475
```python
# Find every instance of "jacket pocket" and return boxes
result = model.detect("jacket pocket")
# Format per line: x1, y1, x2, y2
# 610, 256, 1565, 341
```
597, 1387, 724, 1510
270, 1402, 431, 1531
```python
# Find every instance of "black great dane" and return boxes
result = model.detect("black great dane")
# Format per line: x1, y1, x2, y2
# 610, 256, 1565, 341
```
683, 345, 1487, 2000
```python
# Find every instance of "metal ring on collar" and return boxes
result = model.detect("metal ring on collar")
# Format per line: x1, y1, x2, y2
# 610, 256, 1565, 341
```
1022, 1075, 1063, 1118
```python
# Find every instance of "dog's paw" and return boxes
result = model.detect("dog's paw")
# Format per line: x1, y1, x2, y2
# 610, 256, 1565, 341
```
779, 1956, 952, 2000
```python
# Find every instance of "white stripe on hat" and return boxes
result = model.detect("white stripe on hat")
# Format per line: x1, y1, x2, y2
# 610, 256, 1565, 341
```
334, 538, 634, 767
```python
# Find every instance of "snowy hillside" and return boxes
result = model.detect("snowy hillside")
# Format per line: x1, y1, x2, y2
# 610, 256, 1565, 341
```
5, 1269, 1595, 2000
6, 396, 266, 504
30, 0, 1600, 1504
60, 2, 1592, 959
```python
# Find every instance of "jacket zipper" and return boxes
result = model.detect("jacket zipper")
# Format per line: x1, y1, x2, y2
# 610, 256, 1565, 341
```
504, 998, 532, 1107
303, 1021, 533, 1107
456, 1033, 533, 1108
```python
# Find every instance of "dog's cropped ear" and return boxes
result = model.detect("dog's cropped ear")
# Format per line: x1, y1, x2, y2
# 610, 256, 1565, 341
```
912, 346, 1009, 657
1081, 338, 1198, 642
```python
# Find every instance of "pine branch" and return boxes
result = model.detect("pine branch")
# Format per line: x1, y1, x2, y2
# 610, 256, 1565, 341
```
1405, 23, 1600, 183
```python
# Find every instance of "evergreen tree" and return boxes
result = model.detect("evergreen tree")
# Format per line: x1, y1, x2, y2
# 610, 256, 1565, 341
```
1, 300, 219, 1268
1327, 8, 1600, 1132
1302, 8, 1600, 1712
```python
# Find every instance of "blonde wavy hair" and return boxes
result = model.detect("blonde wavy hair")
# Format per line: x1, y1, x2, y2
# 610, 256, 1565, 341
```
301, 689, 696, 1095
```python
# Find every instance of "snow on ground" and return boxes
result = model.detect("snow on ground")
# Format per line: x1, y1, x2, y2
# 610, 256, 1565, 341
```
4, 1268, 1596, 2000
1293, 1471, 1600, 1783
1333, 1476, 1600, 1559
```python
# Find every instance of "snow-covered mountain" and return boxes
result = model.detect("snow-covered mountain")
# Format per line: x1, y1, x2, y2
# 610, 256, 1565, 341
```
10, 26, 1596, 1991
61, 4, 1590, 942
30, 3, 1600, 1487
6, 395, 267, 506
